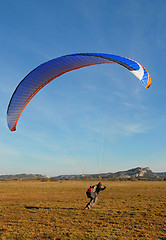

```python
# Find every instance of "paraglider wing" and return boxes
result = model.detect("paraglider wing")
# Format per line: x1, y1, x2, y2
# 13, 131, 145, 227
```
7, 53, 151, 131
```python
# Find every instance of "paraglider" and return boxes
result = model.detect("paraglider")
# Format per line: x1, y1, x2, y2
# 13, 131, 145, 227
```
84, 182, 106, 210
7, 53, 151, 131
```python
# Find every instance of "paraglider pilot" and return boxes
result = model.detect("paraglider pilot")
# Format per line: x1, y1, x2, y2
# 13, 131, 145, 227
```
84, 182, 106, 210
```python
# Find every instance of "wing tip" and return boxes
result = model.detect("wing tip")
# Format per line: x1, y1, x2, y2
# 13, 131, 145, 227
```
142, 65, 151, 89
145, 74, 151, 89
9, 124, 16, 132
145, 79, 151, 88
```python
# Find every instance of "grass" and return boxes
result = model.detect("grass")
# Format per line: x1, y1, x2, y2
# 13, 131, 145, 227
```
0, 180, 165, 239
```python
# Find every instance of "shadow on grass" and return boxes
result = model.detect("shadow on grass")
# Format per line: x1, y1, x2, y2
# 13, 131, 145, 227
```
24, 205, 79, 210
59, 207, 78, 210
24, 205, 50, 210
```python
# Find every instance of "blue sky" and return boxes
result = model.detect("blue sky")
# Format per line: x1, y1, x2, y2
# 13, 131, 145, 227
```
0, 0, 166, 176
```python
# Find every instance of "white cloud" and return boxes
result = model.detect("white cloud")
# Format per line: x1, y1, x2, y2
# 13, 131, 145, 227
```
117, 122, 149, 136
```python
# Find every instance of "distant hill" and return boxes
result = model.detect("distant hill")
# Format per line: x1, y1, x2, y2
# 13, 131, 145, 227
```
0, 167, 165, 181
53, 167, 166, 180
0, 174, 50, 180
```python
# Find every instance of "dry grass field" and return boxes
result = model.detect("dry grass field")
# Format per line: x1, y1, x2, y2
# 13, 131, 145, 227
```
0, 180, 165, 239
